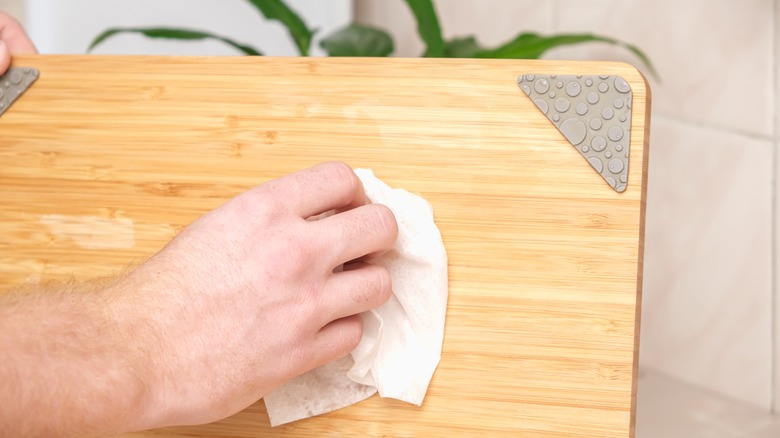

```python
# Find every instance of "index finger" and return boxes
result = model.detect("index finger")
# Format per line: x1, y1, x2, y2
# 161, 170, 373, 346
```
262, 162, 367, 218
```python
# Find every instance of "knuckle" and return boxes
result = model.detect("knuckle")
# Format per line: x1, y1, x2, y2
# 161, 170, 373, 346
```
326, 161, 355, 182
262, 234, 316, 279
257, 185, 288, 214
3, 13, 23, 29
233, 188, 285, 224
282, 237, 316, 273
325, 161, 360, 195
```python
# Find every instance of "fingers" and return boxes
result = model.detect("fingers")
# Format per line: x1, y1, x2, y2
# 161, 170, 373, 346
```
263, 162, 367, 218
315, 203, 398, 266
0, 13, 37, 55
0, 42, 8, 75
319, 262, 391, 325
311, 314, 363, 367
305, 263, 392, 371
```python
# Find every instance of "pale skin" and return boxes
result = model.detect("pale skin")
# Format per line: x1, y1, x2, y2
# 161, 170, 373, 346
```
0, 13, 399, 437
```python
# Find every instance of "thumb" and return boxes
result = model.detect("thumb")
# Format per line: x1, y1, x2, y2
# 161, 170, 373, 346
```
0, 41, 9, 76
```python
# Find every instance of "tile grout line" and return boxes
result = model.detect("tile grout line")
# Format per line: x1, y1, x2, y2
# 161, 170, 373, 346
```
652, 113, 776, 143
772, 0, 779, 415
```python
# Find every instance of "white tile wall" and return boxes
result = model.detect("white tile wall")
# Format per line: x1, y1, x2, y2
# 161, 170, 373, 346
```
355, 0, 553, 57
774, 0, 780, 138
556, 0, 778, 411
636, 370, 779, 438
641, 118, 773, 409
354, 0, 422, 57
356, 0, 780, 414
754, 420, 780, 437
554, 0, 775, 138
774, 0, 780, 413
433, 0, 553, 47
16, 0, 351, 56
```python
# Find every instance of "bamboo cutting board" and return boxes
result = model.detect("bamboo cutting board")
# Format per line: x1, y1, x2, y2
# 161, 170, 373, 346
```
0, 56, 650, 437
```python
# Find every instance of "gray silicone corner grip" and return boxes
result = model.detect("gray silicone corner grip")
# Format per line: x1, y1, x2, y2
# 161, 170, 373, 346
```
518, 74, 632, 193
0, 67, 40, 117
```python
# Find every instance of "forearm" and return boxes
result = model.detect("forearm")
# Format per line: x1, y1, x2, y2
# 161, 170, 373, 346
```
0, 162, 399, 434
0, 276, 160, 437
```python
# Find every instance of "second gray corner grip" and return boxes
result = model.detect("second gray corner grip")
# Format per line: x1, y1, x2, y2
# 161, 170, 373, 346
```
518, 74, 633, 193
0, 67, 40, 117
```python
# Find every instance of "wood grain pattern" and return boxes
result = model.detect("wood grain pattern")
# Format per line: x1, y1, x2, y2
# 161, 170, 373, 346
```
0, 56, 650, 437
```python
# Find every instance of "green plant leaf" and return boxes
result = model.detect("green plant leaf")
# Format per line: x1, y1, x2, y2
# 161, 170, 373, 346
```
245, 0, 314, 56
443, 36, 485, 58
476, 32, 658, 79
88, 27, 262, 55
402, 0, 445, 57
321, 24, 394, 57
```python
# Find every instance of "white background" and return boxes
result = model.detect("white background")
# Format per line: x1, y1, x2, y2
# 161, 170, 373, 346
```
13, 0, 352, 56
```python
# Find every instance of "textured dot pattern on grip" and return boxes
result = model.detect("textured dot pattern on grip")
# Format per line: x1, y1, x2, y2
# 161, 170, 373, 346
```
0, 67, 40, 117
517, 74, 633, 193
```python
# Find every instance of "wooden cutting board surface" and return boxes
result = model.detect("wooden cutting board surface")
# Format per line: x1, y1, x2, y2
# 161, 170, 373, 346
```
0, 56, 649, 437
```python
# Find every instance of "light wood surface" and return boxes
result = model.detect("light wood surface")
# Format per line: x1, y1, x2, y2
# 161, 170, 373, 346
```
0, 56, 650, 437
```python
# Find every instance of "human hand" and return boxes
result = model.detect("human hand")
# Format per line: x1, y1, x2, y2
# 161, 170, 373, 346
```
0, 12, 37, 75
119, 162, 398, 430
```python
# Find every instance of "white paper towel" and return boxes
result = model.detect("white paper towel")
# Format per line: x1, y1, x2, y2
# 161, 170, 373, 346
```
263, 168, 448, 426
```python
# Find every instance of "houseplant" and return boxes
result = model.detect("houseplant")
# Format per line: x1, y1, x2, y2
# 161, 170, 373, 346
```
89, 0, 655, 77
